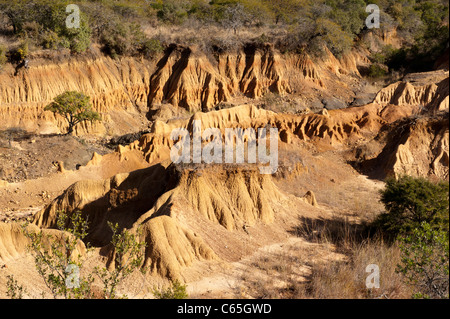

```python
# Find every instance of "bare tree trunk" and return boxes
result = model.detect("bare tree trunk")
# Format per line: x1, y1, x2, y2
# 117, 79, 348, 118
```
66, 124, 74, 135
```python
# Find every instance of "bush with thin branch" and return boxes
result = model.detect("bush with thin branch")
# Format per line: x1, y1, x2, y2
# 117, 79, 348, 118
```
6, 275, 27, 299
397, 222, 449, 299
94, 222, 147, 299
374, 175, 449, 239
7, 211, 148, 299
21, 210, 94, 299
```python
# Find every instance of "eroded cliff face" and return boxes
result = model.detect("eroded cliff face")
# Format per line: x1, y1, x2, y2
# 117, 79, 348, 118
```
358, 114, 449, 180
148, 46, 232, 112
0, 222, 86, 263
129, 101, 424, 165
389, 116, 449, 179
3, 39, 448, 139
0, 43, 373, 136
148, 44, 367, 112
0, 55, 155, 135
373, 70, 449, 111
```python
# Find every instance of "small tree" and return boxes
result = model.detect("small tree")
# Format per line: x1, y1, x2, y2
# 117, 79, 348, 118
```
220, 3, 251, 35
6, 275, 27, 299
61, 18, 92, 54
373, 175, 449, 299
0, 0, 31, 35
44, 91, 101, 135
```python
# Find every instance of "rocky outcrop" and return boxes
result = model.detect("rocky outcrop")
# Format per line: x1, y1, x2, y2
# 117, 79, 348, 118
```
31, 160, 293, 279
356, 112, 449, 180
373, 70, 449, 112
147, 44, 366, 112
133, 214, 217, 280
386, 115, 449, 179
176, 166, 284, 230
148, 46, 232, 112
33, 163, 170, 246
85, 98, 425, 173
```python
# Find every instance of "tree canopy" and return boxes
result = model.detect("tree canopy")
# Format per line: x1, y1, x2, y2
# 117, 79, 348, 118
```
44, 91, 101, 135
0, 0, 447, 63
374, 175, 449, 238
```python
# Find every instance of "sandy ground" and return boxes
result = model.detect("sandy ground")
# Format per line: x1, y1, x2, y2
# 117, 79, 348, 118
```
185, 237, 346, 299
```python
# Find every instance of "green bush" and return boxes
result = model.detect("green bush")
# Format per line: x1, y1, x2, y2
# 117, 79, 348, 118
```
261, 0, 303, 25
96, 18, 163, 59
0, 0, 30, 34
6, 275, 27, 299
0, 1, 92, 54
40, 30, 61, 50
397, 222, 449, 299
312, 17, 354, 57
61, 18, 92, 54
372, 175, 449, 299
20, 210, 94, 299
373, 175, 449, 239
367, 63, 387, 79
94, 222, 146, 299
7, 210, 147, 299
99, 21, 129, 58
7, 40, 29, 64
325, 0, 366, 35
153, 280, 188, 299
152, 0, 189, 25
375, 0, 449, 72
139, 38, 164, 59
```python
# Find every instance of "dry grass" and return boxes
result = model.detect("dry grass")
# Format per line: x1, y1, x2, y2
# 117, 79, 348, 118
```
291, 215, 374, 253
296, 240, 413, 299
142, 19, 290, 59
256, 92, 310, 114
235, 215, 414, 299
234, 242, 315, 299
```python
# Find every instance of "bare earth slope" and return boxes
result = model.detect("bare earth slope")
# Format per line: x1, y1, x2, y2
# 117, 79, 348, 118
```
0, 42, 448, 297
0, 44, 370, 136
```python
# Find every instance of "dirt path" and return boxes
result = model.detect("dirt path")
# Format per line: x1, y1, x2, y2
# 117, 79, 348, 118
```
185, 237, 346, 299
